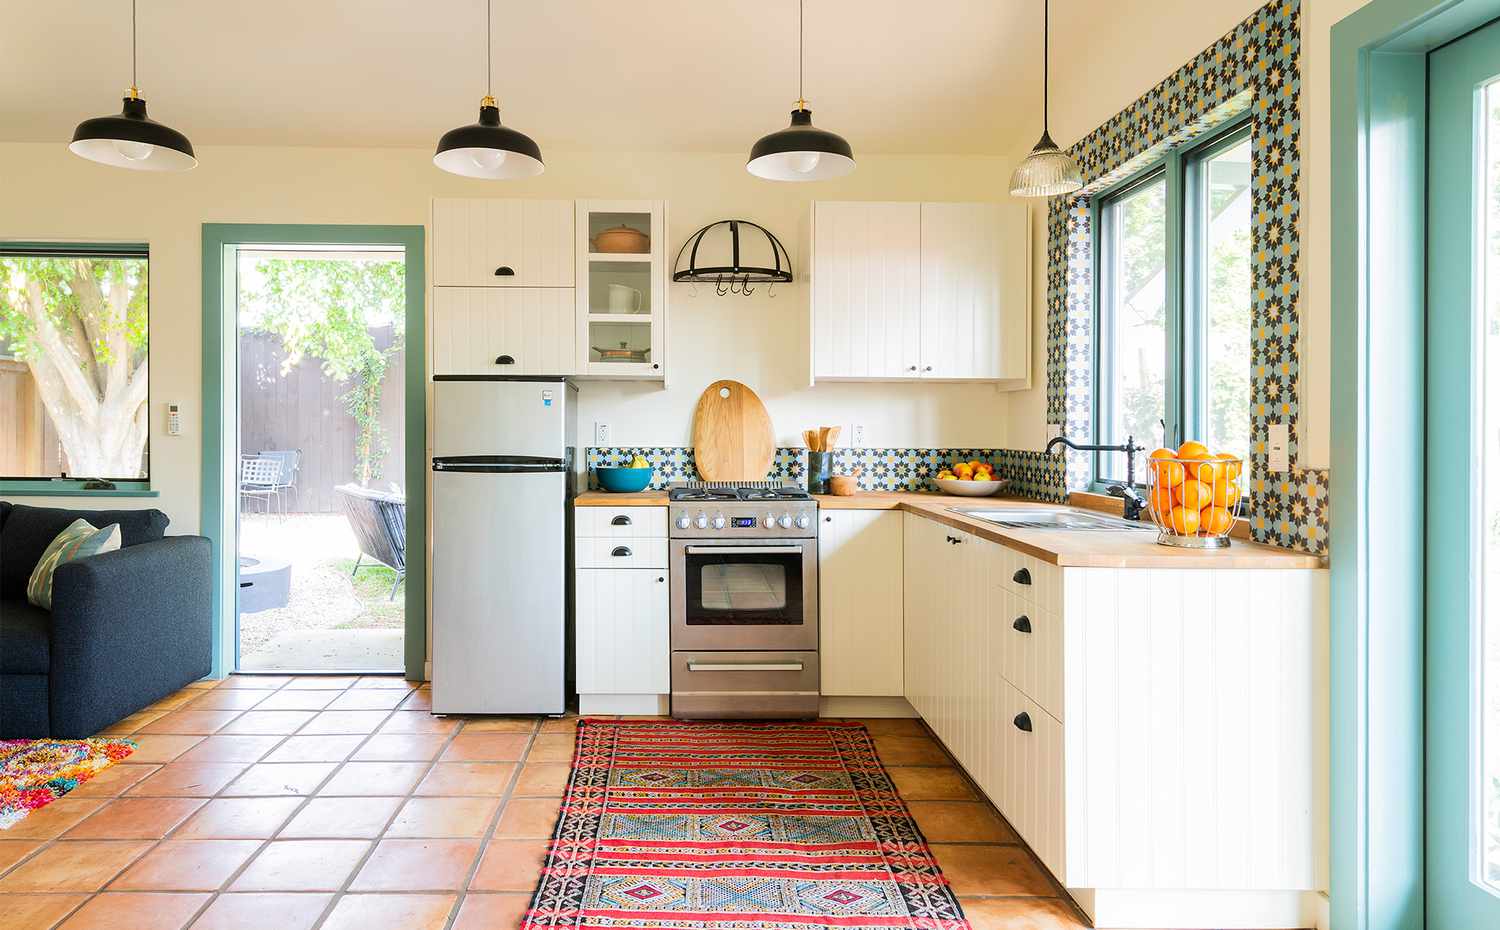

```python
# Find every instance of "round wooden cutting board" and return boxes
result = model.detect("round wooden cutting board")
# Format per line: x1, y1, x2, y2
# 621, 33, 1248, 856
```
691, 380, 776, 481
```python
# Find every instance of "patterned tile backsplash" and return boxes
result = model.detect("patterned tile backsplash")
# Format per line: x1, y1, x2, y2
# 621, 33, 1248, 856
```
586, 447, 1068, 502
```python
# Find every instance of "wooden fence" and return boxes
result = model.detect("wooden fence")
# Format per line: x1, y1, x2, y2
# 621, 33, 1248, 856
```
238, 326, 405, 514
0, 358, 63, 478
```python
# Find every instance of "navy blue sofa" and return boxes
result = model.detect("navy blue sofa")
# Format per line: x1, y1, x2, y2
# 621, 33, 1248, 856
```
0, 502, 213, 738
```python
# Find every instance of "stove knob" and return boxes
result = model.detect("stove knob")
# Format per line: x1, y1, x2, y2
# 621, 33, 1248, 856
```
777, 513, 793, 530
762, 513, 777, 529
795, 513, 812, 530
675, 512, 692, 530
711, 513, 726, 530
694, 512, 709, 530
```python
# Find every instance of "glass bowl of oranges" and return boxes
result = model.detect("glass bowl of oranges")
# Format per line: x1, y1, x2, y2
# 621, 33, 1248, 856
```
1145, 441, 1243, 549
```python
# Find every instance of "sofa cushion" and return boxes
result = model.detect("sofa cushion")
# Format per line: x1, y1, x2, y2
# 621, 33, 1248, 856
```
0, 598, 50, 674
0, 504, 168, 600
0, 501, 11, 532
27, 519, 123, 610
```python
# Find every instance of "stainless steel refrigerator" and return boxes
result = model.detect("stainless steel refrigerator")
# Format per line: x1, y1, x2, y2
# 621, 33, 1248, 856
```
430, 376, 578, 715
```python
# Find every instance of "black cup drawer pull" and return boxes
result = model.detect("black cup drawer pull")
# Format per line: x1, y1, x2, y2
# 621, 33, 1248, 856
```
610, 515, 633, 526
1012, 567, 1032, 585
495, 354, 515, 365
610, 546, 632, 558
494, 265, 515, 276
1012, 615, 1032, 634
1013, 712, 1033, 733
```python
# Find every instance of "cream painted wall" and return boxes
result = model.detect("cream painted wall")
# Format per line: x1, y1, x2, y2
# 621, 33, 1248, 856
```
0, 142, 1021, 534
1004, 0, 1374, 470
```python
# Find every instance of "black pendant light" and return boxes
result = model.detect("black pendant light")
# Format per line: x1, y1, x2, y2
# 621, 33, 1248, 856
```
1010, 0, 1081, 197
434, 0, 543, 179
746, 0, 855, 182
70, 0, 196, 172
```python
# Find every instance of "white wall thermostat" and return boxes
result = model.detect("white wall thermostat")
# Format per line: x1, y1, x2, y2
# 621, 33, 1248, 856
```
167, 403, 182, 436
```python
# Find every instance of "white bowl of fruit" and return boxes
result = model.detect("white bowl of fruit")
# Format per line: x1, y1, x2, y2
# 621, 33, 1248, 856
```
934, 460, 1006, 497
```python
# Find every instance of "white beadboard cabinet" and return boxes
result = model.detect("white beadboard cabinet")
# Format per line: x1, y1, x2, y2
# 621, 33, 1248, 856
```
432, 198, 574, 287
818, 510, 904, 696
430, 287, 575, 376
574, 506, 671, 715
810, 200, 1029, 383
901, 512, 1329, 929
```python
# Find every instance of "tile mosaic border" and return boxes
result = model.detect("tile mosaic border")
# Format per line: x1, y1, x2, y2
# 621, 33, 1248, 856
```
585, 447, 1067, 501
1046, 0, 1328, 554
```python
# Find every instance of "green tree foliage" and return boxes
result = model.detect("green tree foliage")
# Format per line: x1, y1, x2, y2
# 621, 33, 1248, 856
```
242, 258, 404, 485
0, 257, 149, 477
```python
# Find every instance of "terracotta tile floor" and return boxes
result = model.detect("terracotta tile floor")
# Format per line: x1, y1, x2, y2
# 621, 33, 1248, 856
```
0, 675, 1093, 930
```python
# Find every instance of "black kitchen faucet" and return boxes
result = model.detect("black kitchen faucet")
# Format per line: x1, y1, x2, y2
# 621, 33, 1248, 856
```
1044, 434, 1151, 521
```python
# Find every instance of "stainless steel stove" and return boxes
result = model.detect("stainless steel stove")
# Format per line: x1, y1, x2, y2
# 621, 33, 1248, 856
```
667, 481, 819, 719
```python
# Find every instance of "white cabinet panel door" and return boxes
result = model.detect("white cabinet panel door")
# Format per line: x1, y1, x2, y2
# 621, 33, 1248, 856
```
575, 569, 670, 695
812, 202, 922, 379
919, 201, 1029, 380
819, 510, 904, 696
432, 287, 575, 376
433, 198, 574, 287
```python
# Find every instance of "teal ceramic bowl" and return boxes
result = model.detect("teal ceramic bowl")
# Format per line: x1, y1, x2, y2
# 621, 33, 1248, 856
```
595, 466, 654, 493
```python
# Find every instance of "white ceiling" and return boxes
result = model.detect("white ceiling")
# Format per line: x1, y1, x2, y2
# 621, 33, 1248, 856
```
0, 1, 1047, 155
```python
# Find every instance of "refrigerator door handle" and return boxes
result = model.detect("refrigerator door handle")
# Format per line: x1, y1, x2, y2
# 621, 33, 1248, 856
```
432, 454, 566, 474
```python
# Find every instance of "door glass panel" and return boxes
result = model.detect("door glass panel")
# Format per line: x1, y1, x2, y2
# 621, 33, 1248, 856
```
1482, 77, 1500, 895
684, 552, 803, 626
1099, 175, 1168, 480
1197, 136, 1253, 467
587, 321, 652, 365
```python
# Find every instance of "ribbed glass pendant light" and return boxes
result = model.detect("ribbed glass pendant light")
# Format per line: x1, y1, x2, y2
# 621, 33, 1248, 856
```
746, 0, 855, 182
434, 0, 544, 179
1009, 0, 1081, 198
69, 0, 196, 172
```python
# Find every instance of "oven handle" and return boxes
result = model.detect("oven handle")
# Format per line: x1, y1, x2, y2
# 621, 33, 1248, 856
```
683, 545, 805, 555
686, 661, 806, 673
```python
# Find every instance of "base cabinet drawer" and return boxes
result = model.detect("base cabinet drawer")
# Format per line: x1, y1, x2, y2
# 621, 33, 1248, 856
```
671, 651, 820, 719
576, 507, 667, 538
576, 537, 668, 569
575, 569, 669, 694
995, 588, 1064, 721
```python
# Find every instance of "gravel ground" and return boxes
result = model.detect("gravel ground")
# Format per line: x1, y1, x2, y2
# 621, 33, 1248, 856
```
237, 512, 403, 660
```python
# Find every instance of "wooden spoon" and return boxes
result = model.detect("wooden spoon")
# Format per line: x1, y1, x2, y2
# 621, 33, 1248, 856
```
803, 429, 819, 451
826, 426, 842, 449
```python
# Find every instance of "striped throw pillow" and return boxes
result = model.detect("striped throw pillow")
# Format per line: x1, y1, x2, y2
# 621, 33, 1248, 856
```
26, 518, 122, 610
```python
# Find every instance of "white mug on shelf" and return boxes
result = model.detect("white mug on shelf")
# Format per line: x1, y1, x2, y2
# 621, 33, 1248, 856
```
607, 284, 643, 314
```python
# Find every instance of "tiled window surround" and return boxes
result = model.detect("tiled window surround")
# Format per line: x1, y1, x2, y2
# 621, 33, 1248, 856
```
586, 446, 1068, 503
1046, 0, 1328, 555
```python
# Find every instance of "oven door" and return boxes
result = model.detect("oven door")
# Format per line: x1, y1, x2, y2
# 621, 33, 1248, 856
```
670, 538, 817, 651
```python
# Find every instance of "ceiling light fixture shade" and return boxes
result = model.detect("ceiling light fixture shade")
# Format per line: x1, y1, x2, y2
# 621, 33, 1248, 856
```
434, 0, 543, 179
70, 1, 195, 172
1010, 0, 1081, 198
747, 0, 855, 182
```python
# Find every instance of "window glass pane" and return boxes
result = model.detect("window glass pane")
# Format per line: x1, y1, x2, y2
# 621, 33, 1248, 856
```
1480, 78, 1500, 895
1101, 176, 1168, 480
0, 252, 149, 479
1199, 136, 1253, 468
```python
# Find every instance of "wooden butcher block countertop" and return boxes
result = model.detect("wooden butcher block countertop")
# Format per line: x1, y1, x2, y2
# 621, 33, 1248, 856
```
572, 490, 1325, 569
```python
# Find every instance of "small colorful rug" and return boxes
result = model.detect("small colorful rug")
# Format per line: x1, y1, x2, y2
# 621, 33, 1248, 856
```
525, 719, 970, 929
0, 738, 136, 829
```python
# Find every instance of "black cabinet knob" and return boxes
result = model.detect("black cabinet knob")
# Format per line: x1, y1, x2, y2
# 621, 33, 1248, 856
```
657, 576, 665, 582
1013, 712, 1033, 733
610, 515, 633, 526
1012, 615, 1032, 634
611, 546, 632, 557
1012, 567, 1032, 585
495, 355, 515, 365
494, 266, 515, 276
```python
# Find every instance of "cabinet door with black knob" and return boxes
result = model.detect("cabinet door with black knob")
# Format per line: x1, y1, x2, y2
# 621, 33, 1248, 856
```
433, 198, 574, 287
431, 287, 575, 376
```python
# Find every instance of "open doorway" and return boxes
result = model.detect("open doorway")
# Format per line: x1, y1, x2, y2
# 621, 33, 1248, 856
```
234, 245, 409, 673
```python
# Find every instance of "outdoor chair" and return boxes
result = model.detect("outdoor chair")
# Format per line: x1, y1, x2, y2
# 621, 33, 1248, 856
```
255, 449, 302, 512
239, 456, 283, 517
335, 483, 407, 601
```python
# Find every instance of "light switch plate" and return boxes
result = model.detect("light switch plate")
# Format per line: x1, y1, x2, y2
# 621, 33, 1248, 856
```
1267, 423, 1289, 473
595, 422, 611, 446
1046, 422, 1064, 445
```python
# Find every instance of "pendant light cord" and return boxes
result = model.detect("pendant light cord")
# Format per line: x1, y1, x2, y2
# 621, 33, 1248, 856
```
1042, 0, 1049, 130
486, 0, 492, 98
797, 0, 805, 108
130, 0, 138, 92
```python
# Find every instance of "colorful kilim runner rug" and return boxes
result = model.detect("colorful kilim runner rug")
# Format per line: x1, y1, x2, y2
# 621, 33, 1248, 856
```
524, 719, 971, 929
0, 738, 136, 829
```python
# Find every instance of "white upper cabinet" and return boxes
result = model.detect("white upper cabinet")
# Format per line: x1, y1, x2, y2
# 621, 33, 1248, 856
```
810, 200, 1029, 383
811, 201, 922, 379
432, 198, 574, 287
431, 287, 575, 377
575, 200, 667, 379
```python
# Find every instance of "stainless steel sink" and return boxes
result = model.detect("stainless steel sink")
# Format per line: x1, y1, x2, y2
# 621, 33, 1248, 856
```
950, 507, 1142, 531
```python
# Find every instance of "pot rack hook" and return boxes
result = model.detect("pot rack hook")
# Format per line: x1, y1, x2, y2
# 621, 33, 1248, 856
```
767, 280, 777, 298
715, 275, 729, 297
741, 275, 755, 296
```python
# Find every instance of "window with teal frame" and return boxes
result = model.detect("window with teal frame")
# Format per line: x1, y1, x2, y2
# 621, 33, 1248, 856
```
1093, 117, 1252, 487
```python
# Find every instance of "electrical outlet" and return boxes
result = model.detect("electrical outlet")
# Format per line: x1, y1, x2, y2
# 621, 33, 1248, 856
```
1267, 423, 1289, 473
595, 422, 611, 446
1046, 422, 1063, 445
852, 424, 866, 447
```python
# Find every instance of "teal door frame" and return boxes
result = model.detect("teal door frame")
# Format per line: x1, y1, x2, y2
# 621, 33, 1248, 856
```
1332, 2, 1500, 929
201, 224, 426, 680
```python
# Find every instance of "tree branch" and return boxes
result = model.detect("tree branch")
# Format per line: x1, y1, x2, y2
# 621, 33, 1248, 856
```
22, 278, 99, 416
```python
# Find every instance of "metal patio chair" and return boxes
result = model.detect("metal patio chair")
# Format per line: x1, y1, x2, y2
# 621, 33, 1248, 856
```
239, 456, 283, 517
336, 483, 407, 601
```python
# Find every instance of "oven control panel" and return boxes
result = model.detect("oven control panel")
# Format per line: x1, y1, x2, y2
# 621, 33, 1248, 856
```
669, 503, 818, 538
